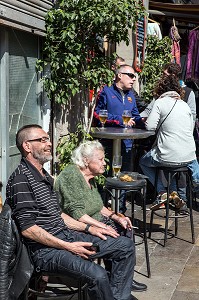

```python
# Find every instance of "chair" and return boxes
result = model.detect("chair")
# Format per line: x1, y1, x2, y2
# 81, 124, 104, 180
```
148, 165, 195, 247
0, 204, 88, 300
28, 271, 88, 300
104, 174, 151, 278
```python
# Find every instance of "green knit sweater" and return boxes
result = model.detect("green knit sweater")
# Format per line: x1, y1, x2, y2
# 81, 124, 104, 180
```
54, 164, 103, 221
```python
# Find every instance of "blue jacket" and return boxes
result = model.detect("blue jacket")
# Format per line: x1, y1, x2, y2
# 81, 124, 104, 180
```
94, 84, 143, 149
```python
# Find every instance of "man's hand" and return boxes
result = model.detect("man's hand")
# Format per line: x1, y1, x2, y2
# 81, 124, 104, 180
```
89, 225, 119, 240
65, 242, 96, 259
128, 118, 136, 127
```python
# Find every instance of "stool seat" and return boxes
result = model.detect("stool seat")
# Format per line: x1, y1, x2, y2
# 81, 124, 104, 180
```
105, 177, 146, 190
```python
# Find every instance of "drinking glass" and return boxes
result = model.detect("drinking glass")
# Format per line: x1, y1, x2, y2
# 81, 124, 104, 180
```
122, 110, 132, 129
112, 155, 122, 178
99, 110, 108, 128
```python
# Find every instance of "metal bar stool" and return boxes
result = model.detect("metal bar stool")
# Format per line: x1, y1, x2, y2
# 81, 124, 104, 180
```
148, 166, 195, 247
104, 175, 151, 278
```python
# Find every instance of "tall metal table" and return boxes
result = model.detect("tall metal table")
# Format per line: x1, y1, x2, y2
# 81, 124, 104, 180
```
90, 127, 155, 157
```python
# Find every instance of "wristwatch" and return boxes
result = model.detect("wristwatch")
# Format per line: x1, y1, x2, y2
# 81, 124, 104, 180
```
85, 224, 91, 233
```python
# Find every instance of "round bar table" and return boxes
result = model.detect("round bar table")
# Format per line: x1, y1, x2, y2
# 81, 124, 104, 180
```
90, 127, 155, 156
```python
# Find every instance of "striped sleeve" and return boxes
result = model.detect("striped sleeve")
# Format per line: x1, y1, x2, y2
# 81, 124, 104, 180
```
7, 173, 39, 232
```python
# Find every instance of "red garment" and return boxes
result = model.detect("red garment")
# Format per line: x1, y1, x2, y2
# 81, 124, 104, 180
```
170, 25, 181, 66
171, 41, 181, 66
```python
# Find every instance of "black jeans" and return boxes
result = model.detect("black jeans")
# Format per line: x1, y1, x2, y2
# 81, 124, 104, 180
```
31, 229, 135, 300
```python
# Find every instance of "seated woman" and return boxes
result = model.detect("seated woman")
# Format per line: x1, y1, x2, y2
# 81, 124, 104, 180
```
139, 74, 199, 210
55, 140, 132, 236
55, 140, 148, 292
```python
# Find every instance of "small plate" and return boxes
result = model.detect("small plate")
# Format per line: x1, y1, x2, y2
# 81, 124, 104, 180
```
119, 172, 148, 181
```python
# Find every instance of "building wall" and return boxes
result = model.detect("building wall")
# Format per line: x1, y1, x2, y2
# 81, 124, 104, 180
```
0, 1, 53, 200
116, 0, 149, 67
116, 0, 149, 95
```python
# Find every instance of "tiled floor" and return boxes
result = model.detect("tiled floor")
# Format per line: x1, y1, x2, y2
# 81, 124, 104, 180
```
132, 200, 199, 300
37, 200, 199, 300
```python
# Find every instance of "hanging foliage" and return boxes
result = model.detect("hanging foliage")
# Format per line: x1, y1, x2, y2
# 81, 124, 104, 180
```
140, 35, 172, 103
37, 0, 146, 105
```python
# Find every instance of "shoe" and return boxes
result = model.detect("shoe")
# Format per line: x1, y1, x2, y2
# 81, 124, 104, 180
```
178, 203, 189, 215
169, 191, 185, 209
150, 192, 167, 210
131, 280, 147, 292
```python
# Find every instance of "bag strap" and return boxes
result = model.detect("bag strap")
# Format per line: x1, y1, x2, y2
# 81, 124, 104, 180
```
156, 100, 177, 135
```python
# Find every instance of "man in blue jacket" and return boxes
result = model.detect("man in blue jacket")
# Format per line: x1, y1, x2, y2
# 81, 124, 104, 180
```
94, 65, 144, 213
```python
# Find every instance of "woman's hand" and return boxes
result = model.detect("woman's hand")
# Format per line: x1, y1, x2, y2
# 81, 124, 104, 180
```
89, 225, 119, 240
116, 216, 132, 230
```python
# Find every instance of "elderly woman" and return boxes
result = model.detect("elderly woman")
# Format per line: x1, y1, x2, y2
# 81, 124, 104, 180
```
55, 140, 147, 292
55, 140, 132, 236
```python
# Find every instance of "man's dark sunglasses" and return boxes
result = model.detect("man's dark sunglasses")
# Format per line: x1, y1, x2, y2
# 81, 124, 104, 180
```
26, 137, 50, 143
121, 73, 136, 79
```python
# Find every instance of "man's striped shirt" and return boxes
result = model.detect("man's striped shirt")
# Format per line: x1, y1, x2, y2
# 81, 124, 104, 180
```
6, 158, 66, 250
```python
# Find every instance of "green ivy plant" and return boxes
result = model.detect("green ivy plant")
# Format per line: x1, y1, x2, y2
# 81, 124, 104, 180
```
39, 0, 145, 184
56, 124, 92, 171
37, 0, 145, 109
140, 35, 172, 103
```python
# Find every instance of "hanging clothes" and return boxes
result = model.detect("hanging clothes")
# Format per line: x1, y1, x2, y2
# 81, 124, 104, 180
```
170, 25, 181, 66
147, 23, 162, 39
186, 30, 199, 84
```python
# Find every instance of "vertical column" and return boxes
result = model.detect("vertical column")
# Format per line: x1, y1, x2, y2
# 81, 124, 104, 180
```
0, 28, 9, 201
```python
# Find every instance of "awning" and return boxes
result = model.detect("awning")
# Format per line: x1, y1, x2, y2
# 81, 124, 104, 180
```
149, 1, 199, 24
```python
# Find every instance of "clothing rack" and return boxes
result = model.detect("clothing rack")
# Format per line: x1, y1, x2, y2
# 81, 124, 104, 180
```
190, 25, 199, 32
148, 18, 160, 25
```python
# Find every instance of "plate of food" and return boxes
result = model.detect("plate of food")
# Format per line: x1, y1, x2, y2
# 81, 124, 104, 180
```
119, 172, 148, 182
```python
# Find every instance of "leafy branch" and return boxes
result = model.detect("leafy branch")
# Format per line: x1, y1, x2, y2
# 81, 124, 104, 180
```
140, 35, 172, 103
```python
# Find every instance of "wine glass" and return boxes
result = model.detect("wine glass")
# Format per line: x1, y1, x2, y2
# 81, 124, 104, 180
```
122, 110, 132, 129
99, 110, 108, 128
112, 155, 122, 178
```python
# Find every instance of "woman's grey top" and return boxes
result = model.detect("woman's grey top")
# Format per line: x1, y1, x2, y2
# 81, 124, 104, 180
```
145, 91, 196, 164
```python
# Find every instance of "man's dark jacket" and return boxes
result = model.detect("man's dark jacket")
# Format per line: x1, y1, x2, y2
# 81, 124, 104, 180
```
0, 204, 33, 300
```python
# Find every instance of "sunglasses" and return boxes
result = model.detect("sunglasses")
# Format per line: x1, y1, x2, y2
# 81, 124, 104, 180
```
26, 137, 50, 143
120, 73, 136, 79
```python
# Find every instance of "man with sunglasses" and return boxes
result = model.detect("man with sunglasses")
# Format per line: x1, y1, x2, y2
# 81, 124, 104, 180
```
94, 64, 142, 128
94, 65, 145, 211
5, 124, 136, 300
111, 57, 147, 113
